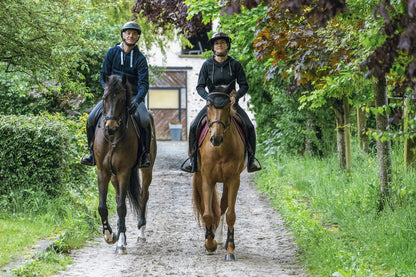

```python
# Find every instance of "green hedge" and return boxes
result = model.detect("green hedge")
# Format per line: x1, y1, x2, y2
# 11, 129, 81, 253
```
0, 114, 84, 197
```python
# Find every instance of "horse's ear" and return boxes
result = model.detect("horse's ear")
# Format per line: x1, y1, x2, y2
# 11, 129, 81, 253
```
122, 74, 128, 85
102, 73, 109, 84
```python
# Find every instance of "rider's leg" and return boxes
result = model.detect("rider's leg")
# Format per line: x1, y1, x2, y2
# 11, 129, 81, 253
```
181, 106, 207, 173
136, 102, 151, 168
235, 105, 261, 172
81, 101, 103, 166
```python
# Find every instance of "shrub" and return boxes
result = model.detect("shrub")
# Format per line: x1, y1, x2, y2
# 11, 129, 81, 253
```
0, 114, 91, 203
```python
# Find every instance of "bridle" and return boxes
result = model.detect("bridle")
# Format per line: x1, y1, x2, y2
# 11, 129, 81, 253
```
102, 88, 129, 148
104, 114, 125, 128
207, 92, 232, 134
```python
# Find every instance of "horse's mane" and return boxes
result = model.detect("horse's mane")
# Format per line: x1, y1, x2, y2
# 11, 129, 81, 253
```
230, 90, 237, 116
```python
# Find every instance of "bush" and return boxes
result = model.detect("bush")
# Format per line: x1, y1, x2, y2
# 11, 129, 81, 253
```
0, 114, 92, 206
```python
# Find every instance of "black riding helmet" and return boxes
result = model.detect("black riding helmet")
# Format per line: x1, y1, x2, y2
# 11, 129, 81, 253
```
208, 32, 232, 51
121, 21, 141, 46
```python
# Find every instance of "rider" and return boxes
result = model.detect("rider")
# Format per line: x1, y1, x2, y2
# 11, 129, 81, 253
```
180, 32, 261, 173
81, 21, 151, 168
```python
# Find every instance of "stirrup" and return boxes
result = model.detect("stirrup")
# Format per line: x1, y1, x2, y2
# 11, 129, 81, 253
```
80, 151, 95, 166
180, 157, 195, 173
247, 157, 261, 173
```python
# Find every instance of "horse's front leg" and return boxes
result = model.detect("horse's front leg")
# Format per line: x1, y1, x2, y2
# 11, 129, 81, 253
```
97, 170, 116, 244
201, 178, 219, 254
113, 173, 129, 255
137, 167, 152, 242
224, 178, 240, 261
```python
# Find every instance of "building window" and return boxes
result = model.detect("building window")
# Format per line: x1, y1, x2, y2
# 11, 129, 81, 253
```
182, 31, 210, 55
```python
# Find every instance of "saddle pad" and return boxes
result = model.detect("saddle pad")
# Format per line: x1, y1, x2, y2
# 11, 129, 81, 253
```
198, 123, 209, 147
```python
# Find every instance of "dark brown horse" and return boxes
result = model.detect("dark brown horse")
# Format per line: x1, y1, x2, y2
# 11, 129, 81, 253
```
192, 84, 246, 261
94, 74, 156, 254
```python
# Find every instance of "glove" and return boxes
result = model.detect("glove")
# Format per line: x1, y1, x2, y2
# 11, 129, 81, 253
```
129, 98, 140, 114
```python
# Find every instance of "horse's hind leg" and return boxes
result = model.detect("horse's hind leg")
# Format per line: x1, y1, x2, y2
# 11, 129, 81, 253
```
97, 171, 116, 244
137, 167, 152, 242
217, 185, 229, 245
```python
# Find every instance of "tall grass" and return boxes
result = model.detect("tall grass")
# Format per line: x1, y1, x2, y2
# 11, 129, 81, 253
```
255, 141, 416, 276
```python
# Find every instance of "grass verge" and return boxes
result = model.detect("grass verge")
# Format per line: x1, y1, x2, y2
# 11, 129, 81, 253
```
255, 142, 416, 276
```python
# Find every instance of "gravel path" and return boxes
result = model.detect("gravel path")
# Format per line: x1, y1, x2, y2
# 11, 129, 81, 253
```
53, 141, 306, 277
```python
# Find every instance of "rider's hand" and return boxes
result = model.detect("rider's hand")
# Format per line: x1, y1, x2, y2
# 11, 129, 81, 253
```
129, 97, 142, 114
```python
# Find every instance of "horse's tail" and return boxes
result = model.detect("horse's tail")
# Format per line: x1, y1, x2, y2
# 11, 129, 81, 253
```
192, 173, 203, 227
128, 167, 141, 217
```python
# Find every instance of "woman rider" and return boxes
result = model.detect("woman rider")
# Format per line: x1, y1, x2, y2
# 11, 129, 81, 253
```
181, 32, 261, 173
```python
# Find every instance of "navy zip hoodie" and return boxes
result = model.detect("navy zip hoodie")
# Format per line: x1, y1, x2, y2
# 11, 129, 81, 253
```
100, 43, 149, 101
196, 56, 249, 101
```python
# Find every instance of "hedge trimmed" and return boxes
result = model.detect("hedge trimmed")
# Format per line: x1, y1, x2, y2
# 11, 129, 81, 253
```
0, 115, 75, 196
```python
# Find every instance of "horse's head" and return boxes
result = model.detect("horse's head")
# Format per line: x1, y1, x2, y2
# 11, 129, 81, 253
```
206, 81, 236, 146
102, 74, 132, 135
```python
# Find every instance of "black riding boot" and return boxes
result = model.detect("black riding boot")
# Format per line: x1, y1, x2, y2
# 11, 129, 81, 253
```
139, 125, 151, 168
247, 131, 261, 173
80, 123, 96, 166
181, 153, 197, 173
181, 129, 197, 173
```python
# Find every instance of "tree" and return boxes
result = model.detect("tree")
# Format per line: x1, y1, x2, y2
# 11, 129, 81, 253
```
132, 0, 211, 38
0, 0, 173, 115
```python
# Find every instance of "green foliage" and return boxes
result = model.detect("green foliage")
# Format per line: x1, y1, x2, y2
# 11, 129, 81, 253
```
0, 113, 105, 273
0, 114, 93, 211
256, 80, 337, 156
255, 141, 416, 275
12, 251, 72, 277
0, 0, 173, 116
186, 0, 218, 24
0, 115, 70, 197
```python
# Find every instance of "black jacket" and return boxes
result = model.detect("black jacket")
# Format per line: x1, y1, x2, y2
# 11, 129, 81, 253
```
100, 43, 149, 101
196, 56, 249, 101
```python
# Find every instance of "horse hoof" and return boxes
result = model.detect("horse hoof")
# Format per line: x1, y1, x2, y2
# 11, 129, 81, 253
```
225, 253, 237, 261
115, 246, 127, 255
104, 231, 117, 245
204, 241, 218, 254
137, 236, 146, 243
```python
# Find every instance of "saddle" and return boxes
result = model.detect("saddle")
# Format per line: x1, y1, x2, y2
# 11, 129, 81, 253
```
196, 114, 248, 148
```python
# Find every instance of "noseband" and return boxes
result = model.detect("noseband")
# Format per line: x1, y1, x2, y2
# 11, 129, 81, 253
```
104, 114, 124, 127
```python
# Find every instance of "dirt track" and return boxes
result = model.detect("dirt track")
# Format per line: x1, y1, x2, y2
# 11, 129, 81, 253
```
54, 141, 306, 277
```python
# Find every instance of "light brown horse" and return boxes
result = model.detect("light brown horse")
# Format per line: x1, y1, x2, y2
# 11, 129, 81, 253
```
94, 74, 156, 254
192, 84, 246, 261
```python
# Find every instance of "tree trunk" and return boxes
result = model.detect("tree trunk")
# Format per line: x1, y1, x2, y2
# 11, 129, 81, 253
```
373, 77, 391, 211
404, 97, 416, 168
343, 96, 352, 172
304, 113, 323, 157
357, 104, 369, 153
333, 98, 346, 171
